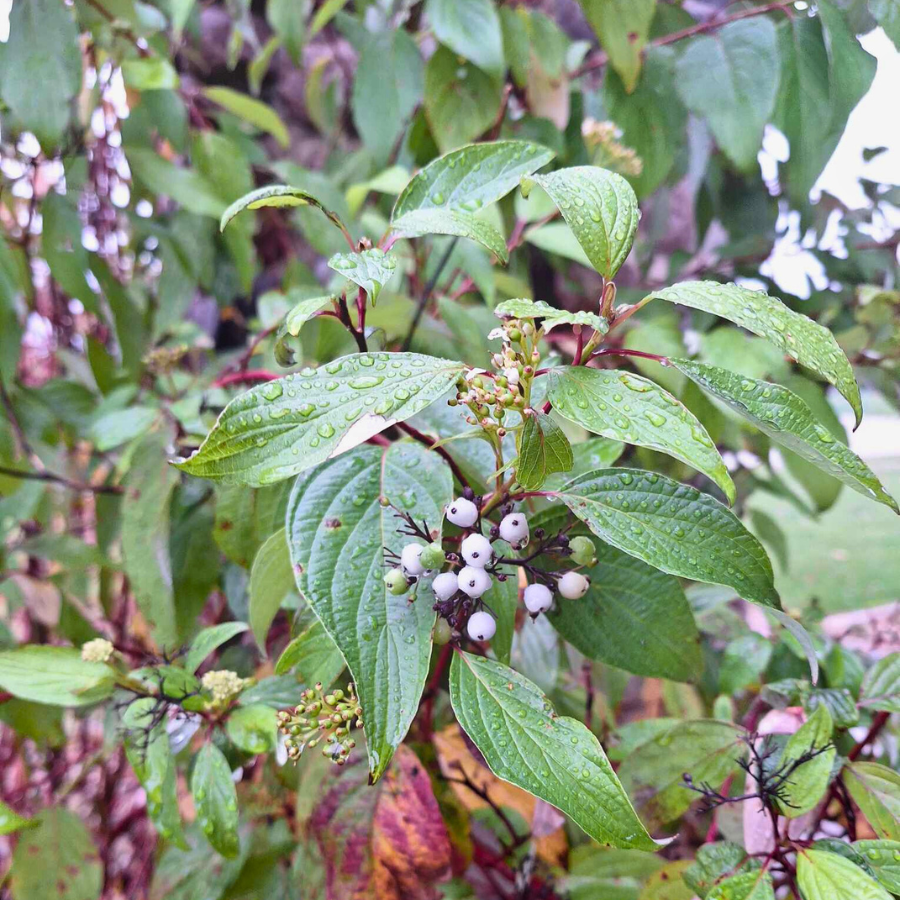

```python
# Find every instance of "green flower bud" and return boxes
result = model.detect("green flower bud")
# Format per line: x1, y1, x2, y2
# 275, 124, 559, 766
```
384, 568, 410, 595
419, 541, 446, 570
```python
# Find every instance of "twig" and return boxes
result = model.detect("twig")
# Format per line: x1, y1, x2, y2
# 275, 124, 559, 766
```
0, 466, 123, 495
590, 347, 670, 365
402, 238, 458, 351
83, 0, 151, 57
396, 422, 471, 489
211, 370, 279, 389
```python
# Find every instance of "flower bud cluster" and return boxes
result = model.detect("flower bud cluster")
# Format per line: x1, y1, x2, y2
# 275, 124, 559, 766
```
201, 669, 250, 707
276, 682, 363, 766
581, 118, 643, 177
81, 638, 115, 664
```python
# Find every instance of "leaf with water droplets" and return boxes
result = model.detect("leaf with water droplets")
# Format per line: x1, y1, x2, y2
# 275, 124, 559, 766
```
672, 359, 897, 513
860, 653, 900, 713
175, 352, 465, 487
449, 651, 663, 850
646, 282, 863, 428
548, 366, 735, 503
287, 443, 452, 782
219, 184, 348, 236
515, 410, 574, 490
522, 166, 639, 279
191, 743, 240, 859
551, 468, 779, 608
494, 297, 608, 334
797, 848, 892, 900
390, 208, 509, 262
327, 248, 398, 305
852, 840, 900, 893
708, 870, 776, 900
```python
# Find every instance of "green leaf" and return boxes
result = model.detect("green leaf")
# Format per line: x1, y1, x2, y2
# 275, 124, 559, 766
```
352, 29, 423, 163
121, 56, 180, 90
0, 800, 32, 836
127, 148, 225, 219
0, 645, 115, 707
287, 443, 452, 781
548, 366, 733, 502
225, 704, 277, 754
853, 840, 900, 892
523, 167, 639, 279
122, 428, 181, 647
249, 528, 294, 650
124, 701, 188, 849
797, 848, 891, 900
515, 410, 574, 490
203, 86, 289, 148
266, 0, 307, 63
449, 651, 662, 850
777, 703, 835, 817
388, 208, 508, 262
671, 360, 897, 513
175, 352, 465, 486
646, 282, 862, 427
846, 763, 900, 840
393, 141, 554, 221
327, 248, 399, 304
718, 634, 772, 695
674, 18, 780, 171
274, 619, 345, 688
191, 743, 240, 858
494, 297, 608, 334
426, 0, 505, 78
0, 0, 82, 150
8, 808, 103, 900
186, 622, 249, 673
709, 871, 775, 900
484, 539, 518, 666
578, 0, 656, 92
870, 0, 900, 50
552, 468, 779, 607
618, 720, 746, 828
424, 46, 504, 153
684, 841, 755, 898
219, 184, 348, 236
860, 653, 900, 712
547, 542, 701, 682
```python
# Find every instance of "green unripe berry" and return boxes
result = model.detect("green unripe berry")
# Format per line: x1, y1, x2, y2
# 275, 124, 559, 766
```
419, 541, 445, 570
433, 618, 453, 645
384, 568, 410, 595
508, 328, 522, 342
569, 536, 597, 567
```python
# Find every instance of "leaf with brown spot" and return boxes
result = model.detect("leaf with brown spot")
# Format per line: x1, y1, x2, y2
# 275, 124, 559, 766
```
306, 744, 452, 900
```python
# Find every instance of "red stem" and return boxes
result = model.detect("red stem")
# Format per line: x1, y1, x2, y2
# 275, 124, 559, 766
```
211, 370, 279, 388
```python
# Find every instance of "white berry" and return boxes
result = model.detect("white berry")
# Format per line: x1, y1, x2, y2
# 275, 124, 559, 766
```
432, 571, 459, 602
461, 533, 493, 567
558, 571, 590, 599
400, 543, 425, 577
446, 497, 478, 528
467, 610, 497, 642
499, 513, 529, 548
524, 583, 553, 614
457, 566, 492, 598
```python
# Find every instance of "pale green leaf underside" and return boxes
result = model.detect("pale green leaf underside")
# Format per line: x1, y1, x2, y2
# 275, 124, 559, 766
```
860, 653, 900, 713
390, 208, 509, 263
328, 248, 398, 304
494, 297, 608, 334
191, 743, 240, 859
552, 469, 779, 608
287, 443, 451, 781
515, 411, 573, 490
548, 366, 735, 503
392, 140, 555, 220
449, 651, 662, 850
203, 86, 289, 148
525, 166, 639, 279
0, 646, 115, 707
672, 359, 897, 513
220, 184, 346, 235
646, 282, 862, 427
845, 763, 900, 840
284, 294, 334, 336
186, 622, 249, 673
797, 849, 891, 900
175, 352, 464, 487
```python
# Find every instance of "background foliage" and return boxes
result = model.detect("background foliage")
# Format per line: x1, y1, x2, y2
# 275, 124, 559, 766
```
0, 0, 899, 898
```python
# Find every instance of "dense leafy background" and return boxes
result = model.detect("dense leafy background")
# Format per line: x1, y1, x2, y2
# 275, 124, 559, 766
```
0, 0, 899, 898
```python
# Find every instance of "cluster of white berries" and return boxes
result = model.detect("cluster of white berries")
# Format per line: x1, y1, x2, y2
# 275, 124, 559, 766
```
382, 494, 596, 647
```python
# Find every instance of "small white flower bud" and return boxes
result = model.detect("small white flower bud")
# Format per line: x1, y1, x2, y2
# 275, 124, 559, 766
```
523, 583, 553, 614
432, 571, 459, 602
461, 533, 493, 567
446, 497, 478, 528
457, 566, 492, 598
558, 571, 590, 599
504, 367, 520, 386
499, 513, 529, 548
81, 638, 114, 663
467, 610, 497, 642
400, 543, 426, 577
